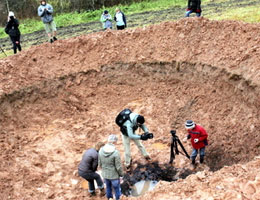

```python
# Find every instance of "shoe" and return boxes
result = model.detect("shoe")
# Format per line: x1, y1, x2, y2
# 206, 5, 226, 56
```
53, 36, 58, 41
99, 188, 106, 197
126, 165, 131, 171
88, 192, 96, 197
145, 156, 151, 161
50, 39, 53, 43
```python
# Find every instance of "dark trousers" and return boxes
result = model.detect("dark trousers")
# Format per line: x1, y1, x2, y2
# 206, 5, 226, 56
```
78, 170, 104, 193
10, 35, 22, 54
116, 25, 125, 30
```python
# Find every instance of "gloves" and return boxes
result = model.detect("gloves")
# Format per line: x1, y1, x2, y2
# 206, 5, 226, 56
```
186, 8, 191, 11
194, 138, 199, 143
196, 9, 201, 13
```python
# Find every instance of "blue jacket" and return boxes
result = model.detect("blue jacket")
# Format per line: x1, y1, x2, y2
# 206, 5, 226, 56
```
38, 4, 54, 23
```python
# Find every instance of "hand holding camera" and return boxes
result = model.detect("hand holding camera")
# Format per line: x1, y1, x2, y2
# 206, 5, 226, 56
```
140, 132, 153, 140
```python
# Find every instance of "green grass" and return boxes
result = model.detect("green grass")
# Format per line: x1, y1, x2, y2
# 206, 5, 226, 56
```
0, 0, 188, 39
208, 5, 260, 23
0, 0, 259, 39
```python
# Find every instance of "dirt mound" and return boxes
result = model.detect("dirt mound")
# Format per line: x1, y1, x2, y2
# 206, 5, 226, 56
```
0, 18, 260, 199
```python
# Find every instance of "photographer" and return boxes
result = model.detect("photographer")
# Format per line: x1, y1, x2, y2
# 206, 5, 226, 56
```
119, 111, 153, 170
38, 0, 57, 43
100, 10, 112, 30
5, 11, 22, 54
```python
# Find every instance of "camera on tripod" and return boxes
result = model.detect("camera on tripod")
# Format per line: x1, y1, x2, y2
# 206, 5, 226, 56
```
169, 130, 190, 164
170, 130, 176, 137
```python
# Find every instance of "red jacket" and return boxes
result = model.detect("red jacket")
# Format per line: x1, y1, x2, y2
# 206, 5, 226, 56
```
187, 124, 208, 149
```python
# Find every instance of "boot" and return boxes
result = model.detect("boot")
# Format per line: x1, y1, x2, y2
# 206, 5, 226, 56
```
200, 156, 204, 164
100, 188, 106, 197
88, 191, 96, 197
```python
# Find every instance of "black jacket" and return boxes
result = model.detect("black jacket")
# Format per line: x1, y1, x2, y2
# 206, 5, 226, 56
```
78, 148, 99, 173
188, 0, 201, 10
5, 18, 21, 37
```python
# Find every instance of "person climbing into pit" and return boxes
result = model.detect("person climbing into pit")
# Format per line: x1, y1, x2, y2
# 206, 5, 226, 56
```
185, 0, 202, 17
98, 134, 124, 200
183, 120, 208, 168
5, 11, 22, 54
78, 142, 106, 197
115, 109, 153, 170
38, 0, 58, 43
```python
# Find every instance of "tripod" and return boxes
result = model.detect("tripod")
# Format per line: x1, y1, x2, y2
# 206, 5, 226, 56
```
0, 45, 7, 57
169, 130, 190, 164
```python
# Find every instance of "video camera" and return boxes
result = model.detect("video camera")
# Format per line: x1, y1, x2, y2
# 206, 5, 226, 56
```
170, 130, 176, 137
140, 132, 154, 140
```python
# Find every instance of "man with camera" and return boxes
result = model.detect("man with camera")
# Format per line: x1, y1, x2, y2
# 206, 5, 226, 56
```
5, 11, 22, 54
117, 109, 153, 170
38, 0, 57, 43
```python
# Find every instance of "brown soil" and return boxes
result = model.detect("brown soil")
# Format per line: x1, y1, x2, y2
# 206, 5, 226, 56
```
0, 17, 260, 199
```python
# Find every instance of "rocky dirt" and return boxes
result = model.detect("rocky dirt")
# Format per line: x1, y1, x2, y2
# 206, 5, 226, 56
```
0, 16, 260, 200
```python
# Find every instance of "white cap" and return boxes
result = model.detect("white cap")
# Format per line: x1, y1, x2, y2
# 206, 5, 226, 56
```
108, 134, 118, 143
9, 11, 15, 17
185, 120, 195, 129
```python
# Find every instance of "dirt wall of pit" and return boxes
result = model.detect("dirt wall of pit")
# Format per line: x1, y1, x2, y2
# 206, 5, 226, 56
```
0, 18, 260, 199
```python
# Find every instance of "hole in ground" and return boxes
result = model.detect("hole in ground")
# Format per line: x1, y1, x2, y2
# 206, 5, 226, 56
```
0, 61, 259, 198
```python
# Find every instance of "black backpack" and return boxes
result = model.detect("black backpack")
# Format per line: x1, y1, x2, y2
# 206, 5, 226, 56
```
115, 109, 132, 127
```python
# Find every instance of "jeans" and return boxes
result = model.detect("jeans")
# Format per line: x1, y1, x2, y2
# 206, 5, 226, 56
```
10, 35, 22, 54
191, 147, 205, 160
78, 170, 104, 193
185, 10, 201, 17
105, 179, 121, 200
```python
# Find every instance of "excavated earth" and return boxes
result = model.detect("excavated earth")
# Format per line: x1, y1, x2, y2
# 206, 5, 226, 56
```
0, 17, 260, 199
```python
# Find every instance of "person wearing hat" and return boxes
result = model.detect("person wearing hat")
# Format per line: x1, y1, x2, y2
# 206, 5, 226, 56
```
78, 142, 106, 197
38, 0, 58, 43
120, 112, 153, 170
98, 134, 124, 200
5, 11, 22, 54
184, 120, 208, 166
100, 10, 112, 30
185, 0, 202, 17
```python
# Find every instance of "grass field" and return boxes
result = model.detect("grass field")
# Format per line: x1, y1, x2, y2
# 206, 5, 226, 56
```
0, 0, 212, 39
0, 0, 259, 58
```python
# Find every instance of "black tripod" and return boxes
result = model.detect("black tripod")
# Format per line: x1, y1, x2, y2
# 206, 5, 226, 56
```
0, 45, 7, 57
169, 130, 190, 164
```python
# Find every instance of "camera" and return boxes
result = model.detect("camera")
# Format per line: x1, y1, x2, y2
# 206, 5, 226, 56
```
170, 130, 176, 137
141, 132, 154, 140
145, 132, 153, 139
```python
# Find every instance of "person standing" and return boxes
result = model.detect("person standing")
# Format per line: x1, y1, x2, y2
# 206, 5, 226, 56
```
38, 0, 58, 43
98, 135, 124, 200
78, 142, 105, 197
5, 11, 22, 54
114, 8, 127, 30
100, 10, 113, 30
184, 120, 208, 166
185, 0, 202, 17
116, 109, 153, 170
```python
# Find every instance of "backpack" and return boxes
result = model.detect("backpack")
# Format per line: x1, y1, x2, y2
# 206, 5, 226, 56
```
115, 109, 132, 127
